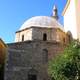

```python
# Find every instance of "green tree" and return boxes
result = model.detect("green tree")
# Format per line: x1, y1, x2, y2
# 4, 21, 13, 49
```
48, 41, 80, 80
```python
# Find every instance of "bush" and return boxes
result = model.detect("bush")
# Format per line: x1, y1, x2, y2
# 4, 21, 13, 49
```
48, 41, 80, 80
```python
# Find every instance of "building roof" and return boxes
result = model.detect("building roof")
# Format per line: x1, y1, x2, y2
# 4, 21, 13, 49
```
19, 16, 64, 31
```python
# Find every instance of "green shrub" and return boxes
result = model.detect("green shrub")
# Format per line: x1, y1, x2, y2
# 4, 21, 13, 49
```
48, 41, 80, 80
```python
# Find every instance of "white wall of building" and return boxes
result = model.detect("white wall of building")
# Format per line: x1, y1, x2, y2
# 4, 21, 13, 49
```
63, 0, 77, 39
76, 0, 80, 40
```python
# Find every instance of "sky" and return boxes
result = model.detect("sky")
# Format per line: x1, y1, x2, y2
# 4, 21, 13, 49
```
0, 0, 67, 43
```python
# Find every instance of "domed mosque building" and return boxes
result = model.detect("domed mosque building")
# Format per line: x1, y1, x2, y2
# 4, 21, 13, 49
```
4, 5, 70, 80
15, 16, 65, 43
15, 5, 66, 43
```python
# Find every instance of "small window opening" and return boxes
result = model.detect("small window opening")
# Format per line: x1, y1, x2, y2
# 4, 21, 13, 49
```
63, 38, 65, 43
28, 74, 37, 80
22, 35, 24, 41
43, 33, 47, 41
28, 69, 37, 80
43, 49, 48, 63
67, 31, 72, 43
68, 35, 71, 43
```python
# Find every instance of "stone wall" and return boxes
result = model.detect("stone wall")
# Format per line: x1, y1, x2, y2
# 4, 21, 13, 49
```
15, 27, 67, 43
15, 28, 32, 42
4, 40, 65, 80
32, 27, 56, 41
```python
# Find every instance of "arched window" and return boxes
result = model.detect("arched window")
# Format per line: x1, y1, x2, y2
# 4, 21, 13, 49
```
22, 35, 24, 41
43, 33, 47, 41
68, 35, 71, 42
42, 49, 48, 63
28, 74, 37, 80
63, 38, 65, 43
67, 31, 72, 43
28, 69, 37, 80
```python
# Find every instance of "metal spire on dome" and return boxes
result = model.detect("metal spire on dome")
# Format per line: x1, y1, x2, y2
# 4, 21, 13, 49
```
52, 5, 59, 20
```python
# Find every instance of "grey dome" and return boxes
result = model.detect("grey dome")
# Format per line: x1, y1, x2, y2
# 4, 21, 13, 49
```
19, 16, 64, 31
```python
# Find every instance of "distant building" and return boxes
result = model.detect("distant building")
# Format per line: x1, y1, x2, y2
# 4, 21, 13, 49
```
3, 2, 76, 80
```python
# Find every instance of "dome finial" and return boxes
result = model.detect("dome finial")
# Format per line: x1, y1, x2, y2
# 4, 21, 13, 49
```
52, 5, 58, 20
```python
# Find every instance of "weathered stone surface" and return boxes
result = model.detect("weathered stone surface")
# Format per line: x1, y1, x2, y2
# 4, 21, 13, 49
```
4, 40, 64, 80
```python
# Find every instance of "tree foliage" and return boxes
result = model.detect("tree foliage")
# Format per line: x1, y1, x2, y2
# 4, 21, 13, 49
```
48, 41, 80, 80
